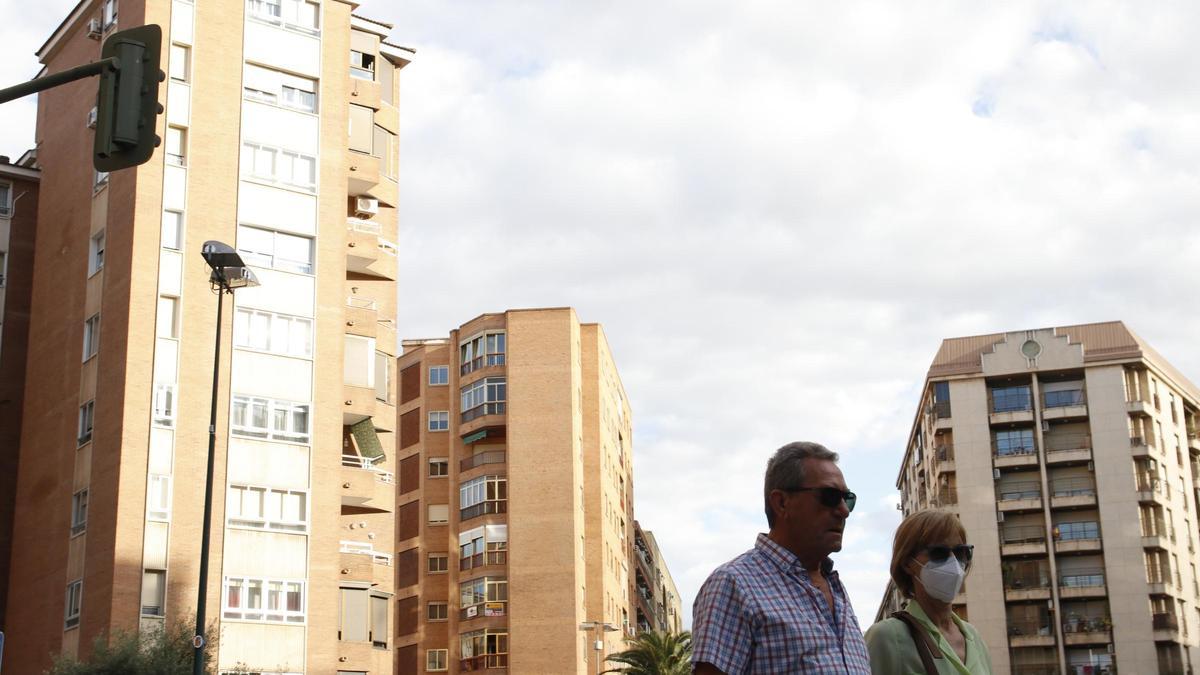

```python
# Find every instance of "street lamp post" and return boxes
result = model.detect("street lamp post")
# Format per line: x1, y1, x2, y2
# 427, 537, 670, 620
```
579, 621, 620, 675
194, 241, 259, 675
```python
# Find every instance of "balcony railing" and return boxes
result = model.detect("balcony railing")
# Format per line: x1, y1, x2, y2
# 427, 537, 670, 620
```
998, 482, 1042, 501
460, 655, 508, 671
1062, 616, 1110, 633
994, 443, 1038, 458
1007, 620, 1054, 637
346, 295, 377, 310
1044, 389, 1086, 408
341, 453, 394, 483
460, 550, 508, 571
932, 401, 951, 419
347, 217, 382, 234
1131, 435, 1155, 448
936, 444, 954, 462
1147, 564, 1172, 585
460, 499, 507, 522
1050, 476, 1096, 497
992, 388, 1033, 413
1142, 519, 1172, 539
461, 450, 506, 472
1136, 473, 1164, 493
1060, 569, 1105, 588
461, 402, 505, 423
1002, 525, 1047, 545
1153, 612, 1180, 631
339, 540, 393, 565
1004, 570, 1050, 590
1044, 433, 1092, 453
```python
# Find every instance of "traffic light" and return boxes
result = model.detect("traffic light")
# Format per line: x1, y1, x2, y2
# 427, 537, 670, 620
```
94, 24, 165, 172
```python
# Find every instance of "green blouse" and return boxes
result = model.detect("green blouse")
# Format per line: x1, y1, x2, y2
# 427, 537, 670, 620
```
863, 601, 993, 675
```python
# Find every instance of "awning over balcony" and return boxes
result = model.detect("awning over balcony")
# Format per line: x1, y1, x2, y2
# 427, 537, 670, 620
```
462, 429, 490, 445
352, 418, 384, 459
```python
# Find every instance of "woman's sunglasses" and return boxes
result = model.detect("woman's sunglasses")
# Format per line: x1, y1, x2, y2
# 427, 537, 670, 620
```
922, 544, 974, 566
789, 487, 857, 512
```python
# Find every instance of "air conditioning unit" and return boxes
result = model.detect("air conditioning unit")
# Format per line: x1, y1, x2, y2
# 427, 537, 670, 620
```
996, 512, 1005, 523
1087, 461, 1094, 472
1041, 420, 1051, 432
86, 106, 98, 129
87, 18, 103, 39
354, 196, 379, 217
993, 468, 1001, 481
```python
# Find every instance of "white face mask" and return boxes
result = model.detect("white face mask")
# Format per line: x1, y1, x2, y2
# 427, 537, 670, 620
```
913, 555, 965, 603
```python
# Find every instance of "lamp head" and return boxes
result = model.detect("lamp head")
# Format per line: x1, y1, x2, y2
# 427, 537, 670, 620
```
201, 240, 246, 271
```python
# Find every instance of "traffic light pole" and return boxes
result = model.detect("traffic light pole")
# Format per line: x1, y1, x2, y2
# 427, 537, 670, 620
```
0, 57, 117, 105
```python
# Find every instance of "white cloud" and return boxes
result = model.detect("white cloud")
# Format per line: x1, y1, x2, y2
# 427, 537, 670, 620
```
5, 0, 1200, 632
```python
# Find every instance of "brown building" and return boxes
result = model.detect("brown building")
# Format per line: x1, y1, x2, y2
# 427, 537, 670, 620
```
879, 322, 1200, 675
2, 1, 410, 673
0, 150, 39, 633
394, 308, 646, 675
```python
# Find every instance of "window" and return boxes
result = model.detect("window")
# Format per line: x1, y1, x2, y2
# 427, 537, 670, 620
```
429, 458, 448, 477
161, 210, 183, 250
428, 411, 449, 432
994, 428, 1035, 456
71, 489, 88, 536
141, 570, 165, 616
460, 629, 509, 668
991, 385, 1032, 412
248, 0, 281, 19
237, 225, 314, 274
350, 50, 376, 79
370, 594, 388, 648
428, 504, 449, 525
429, 366, 449, 386
169, 44, 190, 82
166, 126, 187, 166
240, 142, 316, 191
244, 64, 318, 112
78, 400, 95, 445
1057, 521, 1100, 541
148, 474, 171, 521
83, 314, 101, 360
233, 308, 312, 357
427, 602, 448, 621
459, 524, 508, 571
89, 231, 105, 275
349, 104, 374, 154
460, 377, 506, 422
65, 580, 83, 628
0, 182, 10, 216
224, 577, 305, 623
101, 0, 118, 29
931, 381, 951, 418
339, 587, 368, 641
427, 553, 448, 573
375, 351, 389, 402
458, 577, 507, 619
153, 383, 176, 427
248, 0, 319, 33
427, 649, 448, 671
157, 296, 180, 339
459, 475, 507, 521
460, 332, 506, 375
231, 395, 311, 443
227, 484, 308, 532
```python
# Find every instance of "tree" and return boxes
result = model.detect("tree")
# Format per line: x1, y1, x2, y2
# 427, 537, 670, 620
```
602, 630, 693, 675
47, 619, 225, 675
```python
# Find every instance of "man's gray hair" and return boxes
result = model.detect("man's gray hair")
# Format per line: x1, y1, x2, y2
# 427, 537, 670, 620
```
764, 441, 839, 527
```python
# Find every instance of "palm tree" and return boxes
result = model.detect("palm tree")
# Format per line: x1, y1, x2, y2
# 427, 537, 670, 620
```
602, 630, 693, 675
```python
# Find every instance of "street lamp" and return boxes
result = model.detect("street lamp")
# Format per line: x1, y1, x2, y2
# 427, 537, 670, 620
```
579, 621, 621, 675
194, 241, 258, 675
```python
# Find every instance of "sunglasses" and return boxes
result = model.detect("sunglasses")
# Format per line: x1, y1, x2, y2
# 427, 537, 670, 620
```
922, 544, 974, 566
789, 486, 857, 512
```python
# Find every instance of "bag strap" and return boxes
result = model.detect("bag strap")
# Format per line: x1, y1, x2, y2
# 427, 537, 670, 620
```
891, 610, 942, 675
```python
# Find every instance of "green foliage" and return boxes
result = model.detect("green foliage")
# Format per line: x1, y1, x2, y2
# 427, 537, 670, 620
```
47, 619, 220, 675
602, 630, 693, 675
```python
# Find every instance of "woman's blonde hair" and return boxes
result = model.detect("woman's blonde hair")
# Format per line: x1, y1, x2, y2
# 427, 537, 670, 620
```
890, 509, 967, 598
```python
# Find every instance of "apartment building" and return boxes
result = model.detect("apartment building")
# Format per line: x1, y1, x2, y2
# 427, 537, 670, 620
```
0, 151, 39, 632
394, 308, 643, 675
2, 1, 410, 673
879, 322, 1200, 675
641, 529, 684, 635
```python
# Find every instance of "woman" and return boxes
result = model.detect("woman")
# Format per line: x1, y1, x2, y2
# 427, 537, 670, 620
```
865, 509, 993, 675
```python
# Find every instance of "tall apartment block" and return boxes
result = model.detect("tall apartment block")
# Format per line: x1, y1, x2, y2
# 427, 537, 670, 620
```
2, 1, 410, 673
879, 321, 1200, 675
0, 151, 40, 633
395, 308, 647, 675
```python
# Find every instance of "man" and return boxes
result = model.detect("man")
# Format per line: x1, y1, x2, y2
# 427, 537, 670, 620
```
691, 441, 871, 674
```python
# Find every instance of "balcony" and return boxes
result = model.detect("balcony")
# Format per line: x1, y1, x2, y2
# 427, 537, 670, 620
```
1042, 389, 1087, 420
1044, 434, 1092, 465
460, 601, 507, 621
460, 548, 507, 572
997, 483, 1043, 512
1001, 526, 1048, 556
1127, 398, 1151, 416
347, 147, 381, 195
1189, 429, 1200, 452
339, 541, 392, 588
990, 388, 1034, 424
340, 454, 394, 510
345, 294, 378, 338
1049, 477, 1097, 509
343, 382, 395, 431
461, 450, 506, 472
1059, 571, 1106, 598
460, 499, 507, 523
1061, 616, 1111, 646
1136, 473, 1167, 504
1004, 572, 1052, 602
1153, 612, 1181, 641
995, 446, 1039, 468
462, 402, 506, 425
1054, 530, 1102, 554
1008, 620, 1055, 648
346, 220, 397, 280
1130, 435, 1155, 458
935, 444, 955, 473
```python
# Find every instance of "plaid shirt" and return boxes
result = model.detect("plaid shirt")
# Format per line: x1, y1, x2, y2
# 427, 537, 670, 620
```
691, 534, 871, 674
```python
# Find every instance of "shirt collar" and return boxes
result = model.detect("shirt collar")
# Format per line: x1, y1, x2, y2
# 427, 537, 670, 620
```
755, 533, 836, 577
902, 599, 974, 642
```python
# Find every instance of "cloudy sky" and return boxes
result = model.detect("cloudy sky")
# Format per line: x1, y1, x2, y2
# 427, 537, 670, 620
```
4, 0, 1200, 628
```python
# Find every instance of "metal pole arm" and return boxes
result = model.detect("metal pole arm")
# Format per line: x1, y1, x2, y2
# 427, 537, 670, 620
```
0, 57, 117, 105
